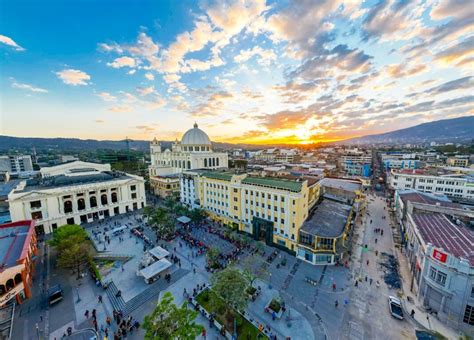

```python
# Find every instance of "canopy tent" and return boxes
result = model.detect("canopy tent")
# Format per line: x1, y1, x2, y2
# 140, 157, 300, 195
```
139, 258, 172, 282
148, 246, 169, 260
111, 226, 127, 235
177, 216, 191, 224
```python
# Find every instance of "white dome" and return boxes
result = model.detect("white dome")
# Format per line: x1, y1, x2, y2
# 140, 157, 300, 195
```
181, 123, 212, 145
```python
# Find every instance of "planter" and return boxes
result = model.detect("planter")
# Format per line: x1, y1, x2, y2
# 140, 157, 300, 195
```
265, 298, 283, 319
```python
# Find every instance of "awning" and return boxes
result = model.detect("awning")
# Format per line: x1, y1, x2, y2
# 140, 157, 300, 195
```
148, 246, 169, 260
139, 258, 172, 281
177, 216, 191, 224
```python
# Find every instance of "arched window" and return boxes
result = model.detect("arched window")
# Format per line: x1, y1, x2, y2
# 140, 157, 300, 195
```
77, 198, 86, 210
204, 158, 208, 167
212, 158, 216, 167
64, 200, 73, 213
216, 158, 220, 166
6, 279, 14, 291
0, 284, 5, 295
111, 192, 118, 203
14, 273, 22, 285
90, 196, 97, 208
187, 161, 191, 169
101, 194, 108, 205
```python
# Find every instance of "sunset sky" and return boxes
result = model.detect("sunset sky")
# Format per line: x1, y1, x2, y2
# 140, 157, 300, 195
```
1, 0, 473, 144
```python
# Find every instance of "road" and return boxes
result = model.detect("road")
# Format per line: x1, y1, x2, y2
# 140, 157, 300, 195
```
340, 193, 416, 340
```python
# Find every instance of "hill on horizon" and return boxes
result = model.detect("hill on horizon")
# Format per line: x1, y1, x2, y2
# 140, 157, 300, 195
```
341, 116, 474, 145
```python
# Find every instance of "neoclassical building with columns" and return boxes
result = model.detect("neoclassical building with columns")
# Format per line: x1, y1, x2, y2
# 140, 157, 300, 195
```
8, 161, 146, 235
149, 123, 228, 197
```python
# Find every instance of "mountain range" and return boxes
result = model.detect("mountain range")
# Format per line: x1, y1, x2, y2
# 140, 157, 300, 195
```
342, 116, 474, 145
0, 117, 472, 152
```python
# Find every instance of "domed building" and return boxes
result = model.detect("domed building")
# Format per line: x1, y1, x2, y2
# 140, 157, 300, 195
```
149, 123, 228, 197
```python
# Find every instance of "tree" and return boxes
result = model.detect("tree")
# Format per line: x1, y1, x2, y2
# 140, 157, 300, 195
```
241, 254, 269, 288
143, 292, 203, 340
147, 207, 176, 239
206, 247, 221, 268
189, 208, 206, 224
49, 224, 88, 247
211, 266, 250, 313
49, 225, 92, 279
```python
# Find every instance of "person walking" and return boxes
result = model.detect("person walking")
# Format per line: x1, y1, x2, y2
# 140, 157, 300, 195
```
335, 300, 339, 308
84, 310, 90, 319
98, 295, 103, 303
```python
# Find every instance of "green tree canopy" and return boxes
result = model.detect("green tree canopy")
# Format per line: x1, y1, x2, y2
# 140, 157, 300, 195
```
211, 266, 250, 312
49, 224, 88, 247
143, 292, 203, 340
206, 247, 221, 268
49, 224, 92, 279
241, 254, 269, 287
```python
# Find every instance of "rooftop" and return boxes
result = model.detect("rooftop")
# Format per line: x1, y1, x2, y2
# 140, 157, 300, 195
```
242, 176, 303, 192
0, 220, 35, 270
412, 213, 474, 266
300, 199, 352, 238
398, 190, 460, 208
14, 171, 135, 193
0, 179, 21, 199
319, 177, 362, 193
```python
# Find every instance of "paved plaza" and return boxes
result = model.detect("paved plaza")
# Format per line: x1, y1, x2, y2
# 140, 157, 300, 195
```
12, 192, 438, 340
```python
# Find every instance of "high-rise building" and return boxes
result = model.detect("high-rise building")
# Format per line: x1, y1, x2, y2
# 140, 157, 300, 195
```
0, 155, 34, 176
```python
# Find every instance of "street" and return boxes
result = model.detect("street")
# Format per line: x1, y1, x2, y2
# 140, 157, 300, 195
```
341, 193, 416, 339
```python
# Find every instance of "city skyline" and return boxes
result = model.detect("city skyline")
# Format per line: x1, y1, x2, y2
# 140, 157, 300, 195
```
1, 0, 473, 144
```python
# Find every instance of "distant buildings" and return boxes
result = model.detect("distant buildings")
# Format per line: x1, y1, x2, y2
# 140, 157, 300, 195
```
388, 169, 474, 201
8, 161, 145, 235
340, 149, 372, 178
181, 169, 362, 264
447, 156, 470, 168
149, 123, 228, 197
0, 155, 34, 177
0, 220, 38, 307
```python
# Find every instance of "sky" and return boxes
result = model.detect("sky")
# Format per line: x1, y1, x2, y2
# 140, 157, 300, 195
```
0, 0, 473, 145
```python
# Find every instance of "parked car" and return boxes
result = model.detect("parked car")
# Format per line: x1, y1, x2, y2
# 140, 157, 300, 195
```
388, 296, 404, 320
47, 284, 63, 305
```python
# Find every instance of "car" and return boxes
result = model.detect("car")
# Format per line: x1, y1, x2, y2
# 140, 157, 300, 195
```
388, 296, 404, 320
47, 284, 64, 305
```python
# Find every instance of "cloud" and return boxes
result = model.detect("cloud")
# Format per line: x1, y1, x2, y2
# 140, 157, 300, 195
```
425, 76, 474, 94
144, 72, 155, 80
56, 69, 91, 86
11, 81, 48, 93
189, 90, 234, 117
234, 46, 276, 65
258, 109, 313, 131
434, 36, 474, 65
136, 125, 155, 133
97, 92, 116, 102
385, 63, 427, 78
108, 105, 133, 113
0, 34, 25, 51
136, 86, 155, 96
107, 56, 137, 68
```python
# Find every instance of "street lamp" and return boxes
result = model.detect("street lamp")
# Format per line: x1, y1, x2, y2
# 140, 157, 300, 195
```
76, 287, 81, 303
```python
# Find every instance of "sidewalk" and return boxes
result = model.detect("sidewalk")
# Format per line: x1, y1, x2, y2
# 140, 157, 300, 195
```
395, 247, 460, 340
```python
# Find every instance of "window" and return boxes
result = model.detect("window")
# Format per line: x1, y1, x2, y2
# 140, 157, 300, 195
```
64, 201, 73, 213
30, 200, 42, 209
131, 193, 137, 199
233, 188, 238, 193
280, 218, 285, 224
31, 211, 43, 220
463, 305, 474, 326
130, 185, 136, 191
429, 267, 447, 286
233, 197, 238, 202
281, 197, 285, 202
293, 200, 296, 205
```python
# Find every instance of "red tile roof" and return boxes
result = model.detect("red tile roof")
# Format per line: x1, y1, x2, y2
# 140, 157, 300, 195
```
413, 213, 474, 266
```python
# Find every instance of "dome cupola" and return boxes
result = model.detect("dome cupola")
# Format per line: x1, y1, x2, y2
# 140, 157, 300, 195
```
181, 122, 212, 146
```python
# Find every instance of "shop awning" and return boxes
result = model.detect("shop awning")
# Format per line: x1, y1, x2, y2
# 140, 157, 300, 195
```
177, 216, 191, 224
139, 258, 172, 281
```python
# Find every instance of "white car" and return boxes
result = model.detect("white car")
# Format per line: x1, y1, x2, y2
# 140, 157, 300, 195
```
388, 296, 404, 320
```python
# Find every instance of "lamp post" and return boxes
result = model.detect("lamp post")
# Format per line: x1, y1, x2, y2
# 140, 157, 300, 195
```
76, 287, 81, 303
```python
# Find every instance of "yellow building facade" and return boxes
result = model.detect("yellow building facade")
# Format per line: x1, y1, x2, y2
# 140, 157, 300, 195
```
181, 170, 320, 253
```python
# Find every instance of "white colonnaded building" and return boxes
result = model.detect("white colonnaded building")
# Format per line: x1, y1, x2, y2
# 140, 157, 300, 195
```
149, 123, 228, 197
8, 161, 146, 235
